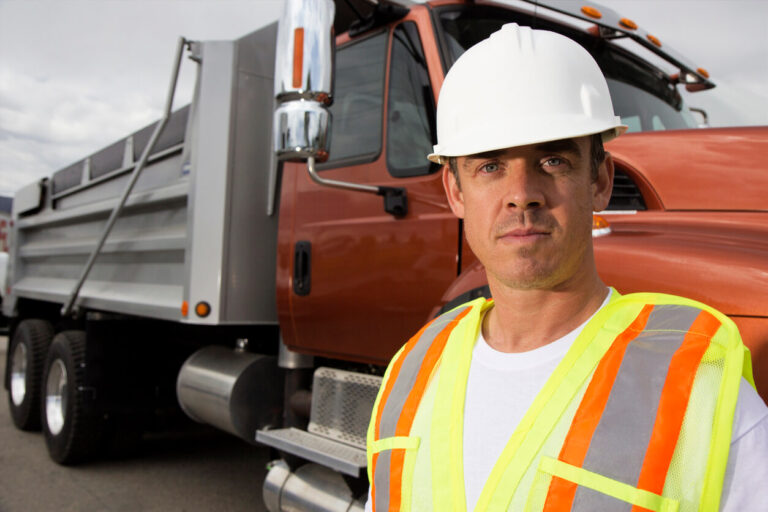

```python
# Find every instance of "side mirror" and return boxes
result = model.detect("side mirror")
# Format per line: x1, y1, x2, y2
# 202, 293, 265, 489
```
272, 0, 407, 218
688, 107, 710, 128
273, 0, 335, 161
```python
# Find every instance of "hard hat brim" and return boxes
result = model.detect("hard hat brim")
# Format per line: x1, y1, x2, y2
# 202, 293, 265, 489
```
427, 124, 627, 164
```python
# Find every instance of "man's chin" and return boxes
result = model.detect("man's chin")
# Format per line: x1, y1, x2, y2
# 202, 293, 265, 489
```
491, 267, 559, 291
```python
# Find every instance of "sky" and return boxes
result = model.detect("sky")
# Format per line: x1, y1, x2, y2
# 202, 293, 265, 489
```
0, 0, 766, 196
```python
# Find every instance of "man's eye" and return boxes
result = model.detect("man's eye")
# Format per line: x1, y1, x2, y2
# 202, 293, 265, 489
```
480, 163, 499, 173
543, 157, 565, 167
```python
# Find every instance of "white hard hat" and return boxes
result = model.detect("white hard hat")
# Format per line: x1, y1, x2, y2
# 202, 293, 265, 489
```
428, 23, 627, 163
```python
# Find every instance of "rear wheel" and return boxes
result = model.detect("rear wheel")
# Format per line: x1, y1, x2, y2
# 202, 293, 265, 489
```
42, 330, 104, 465
7, 319, 54, 430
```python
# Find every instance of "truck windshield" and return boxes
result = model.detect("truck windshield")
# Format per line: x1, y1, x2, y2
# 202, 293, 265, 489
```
436, 7, 698, 133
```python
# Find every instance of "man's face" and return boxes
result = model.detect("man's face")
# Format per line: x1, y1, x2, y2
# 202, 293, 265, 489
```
443, 136, 613, 291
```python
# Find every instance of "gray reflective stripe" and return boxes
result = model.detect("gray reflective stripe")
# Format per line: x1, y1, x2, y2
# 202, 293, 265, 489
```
378, 305, 470, 438
374, 304, 471, 512
374, 449, 392, 511
573, 305, 702, 511
573, 487, 634, 511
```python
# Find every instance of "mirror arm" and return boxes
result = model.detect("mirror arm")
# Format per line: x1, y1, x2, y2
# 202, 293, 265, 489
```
306, 157, 408, 217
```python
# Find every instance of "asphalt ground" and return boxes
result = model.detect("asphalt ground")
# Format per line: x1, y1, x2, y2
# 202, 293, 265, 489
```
0, 335, 270, 512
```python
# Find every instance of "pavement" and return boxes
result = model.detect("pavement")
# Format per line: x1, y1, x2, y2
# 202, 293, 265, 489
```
0, 335, 270, 512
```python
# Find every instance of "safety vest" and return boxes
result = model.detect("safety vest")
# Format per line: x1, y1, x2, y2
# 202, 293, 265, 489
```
367, 292, 754, 512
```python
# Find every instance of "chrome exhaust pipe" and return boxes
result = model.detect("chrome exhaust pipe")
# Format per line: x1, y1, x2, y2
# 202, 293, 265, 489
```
263, 460, 365, 512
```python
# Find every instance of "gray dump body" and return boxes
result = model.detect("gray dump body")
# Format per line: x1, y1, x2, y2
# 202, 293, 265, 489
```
5, 24, 279, 326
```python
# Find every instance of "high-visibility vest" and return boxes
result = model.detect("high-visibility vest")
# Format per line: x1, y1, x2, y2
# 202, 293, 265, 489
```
367, 291, 755, 512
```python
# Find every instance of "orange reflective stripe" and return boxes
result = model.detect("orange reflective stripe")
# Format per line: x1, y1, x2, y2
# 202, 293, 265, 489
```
632, 310, 720, 507
388, 307, 472, 512
371, 320, 432, 512
543, 304, 654, 511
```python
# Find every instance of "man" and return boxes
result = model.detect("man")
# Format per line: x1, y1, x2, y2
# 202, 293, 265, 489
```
365, 23, 767, 511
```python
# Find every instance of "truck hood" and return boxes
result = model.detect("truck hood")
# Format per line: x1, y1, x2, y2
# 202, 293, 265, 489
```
606, 126, 768, 211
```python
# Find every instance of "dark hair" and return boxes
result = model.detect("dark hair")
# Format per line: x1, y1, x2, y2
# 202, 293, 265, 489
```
589, 133, 605, 181
447, 133, 606, 188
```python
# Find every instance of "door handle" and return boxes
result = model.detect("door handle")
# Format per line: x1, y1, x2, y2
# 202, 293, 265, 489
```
293, 241, 311, 296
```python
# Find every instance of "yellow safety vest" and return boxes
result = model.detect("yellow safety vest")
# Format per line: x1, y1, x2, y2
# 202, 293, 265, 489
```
367, 291, 755, 512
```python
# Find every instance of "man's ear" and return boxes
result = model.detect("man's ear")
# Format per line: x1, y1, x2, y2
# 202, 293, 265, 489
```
592, 153, 614, 212
442, 165, 465, 219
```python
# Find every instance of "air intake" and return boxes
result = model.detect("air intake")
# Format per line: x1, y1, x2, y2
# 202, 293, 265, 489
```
608, 169, 647, 210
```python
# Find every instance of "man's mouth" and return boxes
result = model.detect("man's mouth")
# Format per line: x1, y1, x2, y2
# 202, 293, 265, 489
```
497, 228, 551, 243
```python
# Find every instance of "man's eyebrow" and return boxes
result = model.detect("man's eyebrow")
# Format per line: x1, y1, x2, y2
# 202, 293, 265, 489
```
464, 149, 507, 162
462, 139, 583, 166
533, 139, 582, 155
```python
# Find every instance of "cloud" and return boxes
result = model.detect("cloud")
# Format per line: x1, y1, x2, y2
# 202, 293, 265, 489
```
0, 67, 163, 194
606, 0, 768, 127
0, 0, 765, 196
0, 0, 283, 195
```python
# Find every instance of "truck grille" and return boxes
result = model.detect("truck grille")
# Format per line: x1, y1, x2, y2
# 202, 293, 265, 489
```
609, 169, 647, 210
309, 367, 382, 449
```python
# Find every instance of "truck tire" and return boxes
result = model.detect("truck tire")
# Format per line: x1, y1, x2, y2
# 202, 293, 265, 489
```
7, 319, 54, 431
41, 330, 103, 465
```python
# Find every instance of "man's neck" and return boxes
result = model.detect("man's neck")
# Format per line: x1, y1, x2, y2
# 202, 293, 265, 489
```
482, 276, 608, 353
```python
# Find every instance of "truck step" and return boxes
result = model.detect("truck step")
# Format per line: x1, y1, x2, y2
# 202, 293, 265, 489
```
256, 427, 367, 477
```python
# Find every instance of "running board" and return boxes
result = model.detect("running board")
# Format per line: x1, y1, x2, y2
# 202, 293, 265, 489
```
257, 427, 367, 477
257, 367, 381, 478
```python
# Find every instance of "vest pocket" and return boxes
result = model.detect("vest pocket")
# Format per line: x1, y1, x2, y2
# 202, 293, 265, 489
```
525, 456, 679, 512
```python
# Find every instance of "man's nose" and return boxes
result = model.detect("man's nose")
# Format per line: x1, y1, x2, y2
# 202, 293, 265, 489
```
503, 165, 545, 210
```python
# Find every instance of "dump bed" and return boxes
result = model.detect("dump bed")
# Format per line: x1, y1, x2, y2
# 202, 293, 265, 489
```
5, 24, 280, 326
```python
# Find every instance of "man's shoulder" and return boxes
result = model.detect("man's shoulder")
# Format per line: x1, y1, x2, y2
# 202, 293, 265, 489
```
610, 290, 738, 330
384, 297, 488, 369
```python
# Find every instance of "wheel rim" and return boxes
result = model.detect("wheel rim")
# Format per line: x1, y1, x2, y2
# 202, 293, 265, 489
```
10, 342, 28, 406
45, 359, 68, 435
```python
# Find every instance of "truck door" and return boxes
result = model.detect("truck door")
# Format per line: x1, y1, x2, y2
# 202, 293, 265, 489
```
278, 21, 458, 364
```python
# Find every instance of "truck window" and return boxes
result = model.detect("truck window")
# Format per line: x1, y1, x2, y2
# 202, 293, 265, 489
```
435, 6, 698, 134
386, 22, 439, 178
323, 31, 387, 166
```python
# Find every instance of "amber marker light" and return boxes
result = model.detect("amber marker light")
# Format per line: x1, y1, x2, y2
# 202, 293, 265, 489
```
316, 92, 331, 105
292, 28, 304, 89
697, 67, 710, 78
581, 6, 603, 19
181, 300, 189, 317
195, 301, 211, 318
619, 17, 638, 30
592, 215, 612, 238
647, 34, 662, 47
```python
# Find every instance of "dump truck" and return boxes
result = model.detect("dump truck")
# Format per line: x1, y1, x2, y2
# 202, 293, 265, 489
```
4, 0, 767, 510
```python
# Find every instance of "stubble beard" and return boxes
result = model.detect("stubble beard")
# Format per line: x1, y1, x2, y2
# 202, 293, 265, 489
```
485, 209, 592, 291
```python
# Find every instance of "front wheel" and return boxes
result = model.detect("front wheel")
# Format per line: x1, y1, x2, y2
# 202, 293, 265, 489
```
7, 319, 54, 430
42, 330, 103, 465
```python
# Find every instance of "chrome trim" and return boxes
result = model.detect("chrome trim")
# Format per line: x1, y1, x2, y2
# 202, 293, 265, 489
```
306, 156, 379, 195
45, 359, 68, 436
273, 0, 335, 161
274, 0, 335, 103
596, 210, 638, 215
10, 342, 27, 406
263, 461, 366, 512
273, 102, 332, 160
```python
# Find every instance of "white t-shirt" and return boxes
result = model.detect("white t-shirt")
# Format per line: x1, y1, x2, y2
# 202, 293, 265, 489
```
366, 295, 768, 511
